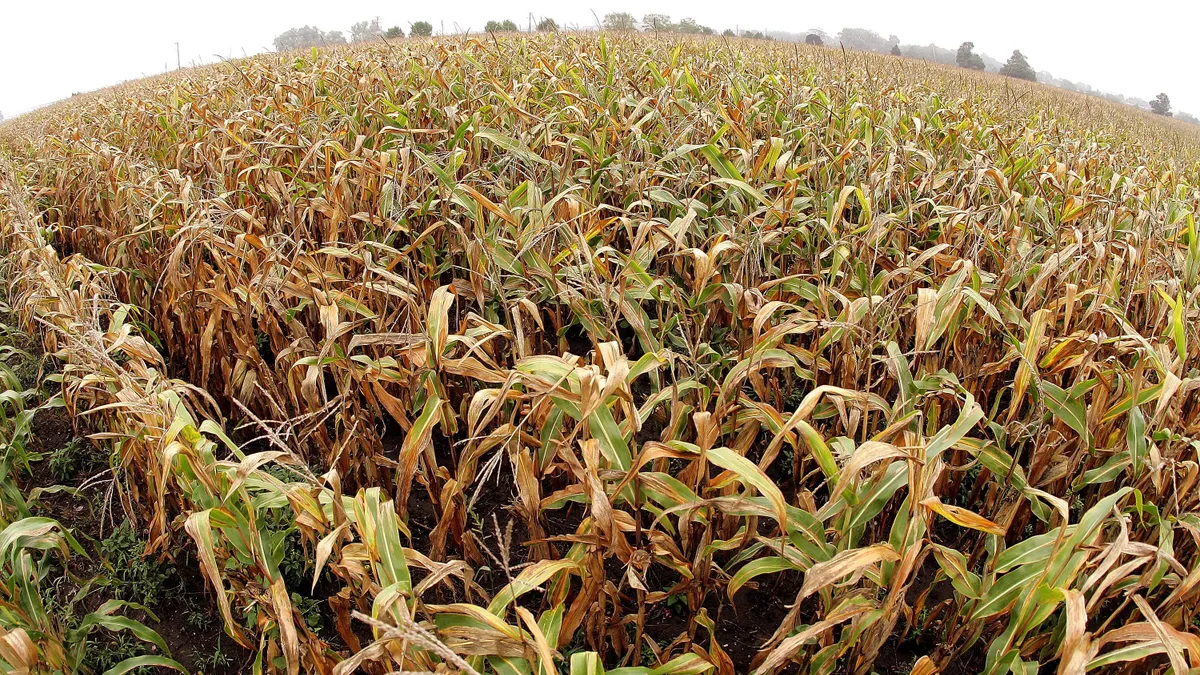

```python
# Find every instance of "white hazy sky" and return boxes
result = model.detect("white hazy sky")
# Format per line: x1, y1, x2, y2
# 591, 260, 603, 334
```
0, 1, 1195, 118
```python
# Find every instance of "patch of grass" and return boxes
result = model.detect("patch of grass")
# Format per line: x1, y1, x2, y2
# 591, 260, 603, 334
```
291, 592, 324, 633
99, 520, 172, 607
48, 436, 88, 481
185, 596, 212, 630
198, 637, 234, 671
641, 642, 657, 667
82, 633, 149, 674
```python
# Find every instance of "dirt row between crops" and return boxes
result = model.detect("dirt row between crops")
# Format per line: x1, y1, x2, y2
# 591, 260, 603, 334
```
0, 161, 367, 673
0, 160, 265, 671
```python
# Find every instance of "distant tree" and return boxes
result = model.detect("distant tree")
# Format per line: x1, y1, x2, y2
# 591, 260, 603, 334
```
805, 33, 824, 46
273, 25, 315, 51
642, 13, 672, 31
956, 42, 973, 67
385, 26, 404, 38
897, 43, 953, 65
837, 27, 893, 53
350, 18, 384, 43
807, 29, 832, 43
0, 110, 4, 122
676, 17, 713, 34
273, 26, 345, 52
722, 28, 736, 37
743, 30, 767, 40
485, 19, 519, 32
891, 44, 902, 56
536, 17, 558, 32
1178, 111, 1199, 125
410, 21, 433, 37
602, 12, 637, 31
999, 50, 1036, 81
1151, 93, 1173, 117
956, 42, 985, 70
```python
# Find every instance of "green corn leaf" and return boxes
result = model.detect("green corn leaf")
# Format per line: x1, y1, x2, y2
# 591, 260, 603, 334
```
728, 556, 801, 598
698, 144, 743, 181
488, 559, 578, 616
995, 528, 1075, 573
1038, 381, 1090, 446
796, 420, 839, 485
931, 544, 982, 599
588, 404, 632, 471
926, 394, 984, 462
102, 655, 188, 675
476, 127, 552, 167
571, 652, 606, 675
72, 613, 171, 656
1127, 403, 1147, 477
707, 447, 788, 526
971, 562, 1043, 620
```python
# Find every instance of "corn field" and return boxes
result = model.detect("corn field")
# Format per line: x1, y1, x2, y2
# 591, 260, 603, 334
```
1, 32, 1200, 675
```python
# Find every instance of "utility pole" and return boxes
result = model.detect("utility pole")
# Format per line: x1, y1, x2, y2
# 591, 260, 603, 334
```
528, 13, 533, 32
175, 42, 180, 70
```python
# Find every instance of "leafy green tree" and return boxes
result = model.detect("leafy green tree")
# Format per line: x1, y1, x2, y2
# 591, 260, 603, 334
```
537, 18, 558, 32
891, 44, 902, 56
642, 13, 672, 31
385, 26, 404, 38
723, 28, 736, 37
999, 50, 1036, 81
1151, 93, 1173, 116
956, 42, 985, 70
602, 12, 636, 31
805, 33, 823, 46
410, 21, 433, 37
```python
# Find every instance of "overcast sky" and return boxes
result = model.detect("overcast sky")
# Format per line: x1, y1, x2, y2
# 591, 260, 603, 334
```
1, 1, 1195, 119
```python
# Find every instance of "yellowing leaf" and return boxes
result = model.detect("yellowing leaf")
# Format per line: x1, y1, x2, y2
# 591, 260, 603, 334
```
921, 497, 1007, 536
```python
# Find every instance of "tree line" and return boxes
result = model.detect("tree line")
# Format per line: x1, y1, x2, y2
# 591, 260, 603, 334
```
823, 26, 1185, 120
272, 18, 433, 51
272, 13, 776, 53
270, 15, 1190, 122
